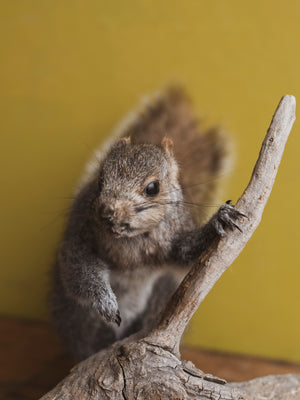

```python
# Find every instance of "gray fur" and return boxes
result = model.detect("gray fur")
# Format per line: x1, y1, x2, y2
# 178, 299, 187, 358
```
50, 137, 243, 361
50, 88, 242, 361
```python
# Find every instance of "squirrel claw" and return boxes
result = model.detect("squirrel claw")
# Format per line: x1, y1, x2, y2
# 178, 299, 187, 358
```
114, 310, 122, 326
225, 201, 248, 219
230, 221, 243, 233
239, 211, 249, 219
214, 203, 246, 236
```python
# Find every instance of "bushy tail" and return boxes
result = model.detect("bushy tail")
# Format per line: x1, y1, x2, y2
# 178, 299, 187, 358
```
119, 87, 232, 223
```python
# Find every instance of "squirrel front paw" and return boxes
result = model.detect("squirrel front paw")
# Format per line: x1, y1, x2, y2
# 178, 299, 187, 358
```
93, 289, 121, 326
213, 201, 247, 237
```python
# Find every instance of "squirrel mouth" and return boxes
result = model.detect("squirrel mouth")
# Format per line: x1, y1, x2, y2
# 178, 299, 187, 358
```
111, 224, 131, 237
112, 228, 123, 237
111, 224, 145, 238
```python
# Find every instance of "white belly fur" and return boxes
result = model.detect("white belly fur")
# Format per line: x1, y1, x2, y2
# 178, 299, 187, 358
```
110, 268, 163, 338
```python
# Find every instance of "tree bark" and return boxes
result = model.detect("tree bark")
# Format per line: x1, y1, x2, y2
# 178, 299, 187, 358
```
41, 95, 297, 400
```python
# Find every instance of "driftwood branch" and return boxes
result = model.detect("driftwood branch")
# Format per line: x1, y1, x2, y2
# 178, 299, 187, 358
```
41, 96, 296, 400
148, 94, 296, 355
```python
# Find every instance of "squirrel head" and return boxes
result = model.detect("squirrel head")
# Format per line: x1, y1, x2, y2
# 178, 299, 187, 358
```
97, 137, 181, 238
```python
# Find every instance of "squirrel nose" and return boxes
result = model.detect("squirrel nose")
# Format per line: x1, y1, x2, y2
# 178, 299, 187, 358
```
101, 205, 128, 229
100, 205, 118, 221
112, 209, 119, 219
107, 209, 120, 224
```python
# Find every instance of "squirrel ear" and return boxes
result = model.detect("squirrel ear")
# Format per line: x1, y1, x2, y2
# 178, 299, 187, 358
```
161, 137, 174, 155
119, 136, 131, 145
161, 137, 178, 180
113, 136, 131, 149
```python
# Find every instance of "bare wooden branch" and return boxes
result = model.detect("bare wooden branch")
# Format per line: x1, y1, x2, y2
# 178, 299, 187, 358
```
230, 374, 300, 400
41, 96, 296, 400
148, 95, 296, 355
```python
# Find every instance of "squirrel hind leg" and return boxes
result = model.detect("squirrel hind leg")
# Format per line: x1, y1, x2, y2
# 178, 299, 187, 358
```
56, 303, 117, 361
50, 274, 117, 361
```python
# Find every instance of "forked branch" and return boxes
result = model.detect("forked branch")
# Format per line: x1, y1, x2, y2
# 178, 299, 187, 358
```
147, 95, 296, 355
41, 96, 296, 400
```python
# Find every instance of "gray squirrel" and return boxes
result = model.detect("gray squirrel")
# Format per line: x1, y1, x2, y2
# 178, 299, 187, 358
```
50, 88, 244, 361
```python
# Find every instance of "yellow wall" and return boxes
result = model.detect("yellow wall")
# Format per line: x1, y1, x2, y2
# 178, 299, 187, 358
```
1, 1, 300, 362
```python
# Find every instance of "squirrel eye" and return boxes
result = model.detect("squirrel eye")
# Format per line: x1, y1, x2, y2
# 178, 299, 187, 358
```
145, 180, 160, 196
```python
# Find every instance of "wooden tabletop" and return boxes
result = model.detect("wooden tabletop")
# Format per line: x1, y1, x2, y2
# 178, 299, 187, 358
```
1, 316, 300, 400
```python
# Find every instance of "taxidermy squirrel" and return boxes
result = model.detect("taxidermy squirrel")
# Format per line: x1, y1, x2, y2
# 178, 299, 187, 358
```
50, 87, 244, 361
